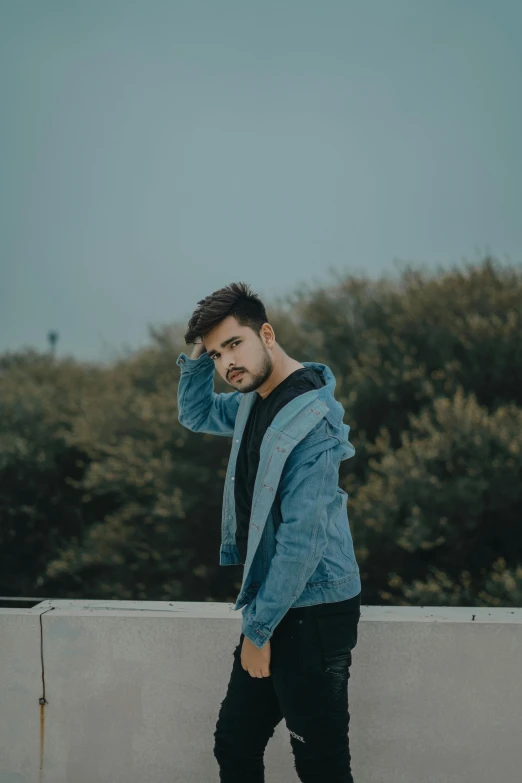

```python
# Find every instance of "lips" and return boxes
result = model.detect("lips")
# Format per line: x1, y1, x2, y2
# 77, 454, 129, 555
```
230, 371, 244, 381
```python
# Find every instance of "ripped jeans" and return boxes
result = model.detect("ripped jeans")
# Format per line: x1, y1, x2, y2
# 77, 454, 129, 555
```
213, 592, 361, 782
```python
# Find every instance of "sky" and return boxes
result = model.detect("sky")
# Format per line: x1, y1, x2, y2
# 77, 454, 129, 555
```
1, 0, 521, 361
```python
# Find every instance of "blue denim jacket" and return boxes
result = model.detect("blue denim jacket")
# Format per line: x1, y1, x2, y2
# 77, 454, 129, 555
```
176, 351, 361, 649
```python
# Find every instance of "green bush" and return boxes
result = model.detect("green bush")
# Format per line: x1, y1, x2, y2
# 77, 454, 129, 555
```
0, 256, 520, 606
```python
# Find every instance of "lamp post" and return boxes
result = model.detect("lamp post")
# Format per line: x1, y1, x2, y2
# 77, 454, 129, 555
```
47, 331, 59, 356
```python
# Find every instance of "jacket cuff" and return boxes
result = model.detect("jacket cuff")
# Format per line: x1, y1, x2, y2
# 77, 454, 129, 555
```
176, 351, 214, 372
241, 617, 272, 649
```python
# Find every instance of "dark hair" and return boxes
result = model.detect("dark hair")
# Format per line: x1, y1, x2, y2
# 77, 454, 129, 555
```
184, 282, 269, 344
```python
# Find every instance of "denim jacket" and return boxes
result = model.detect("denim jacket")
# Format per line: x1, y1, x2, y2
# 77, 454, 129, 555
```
176, 351, 361, 649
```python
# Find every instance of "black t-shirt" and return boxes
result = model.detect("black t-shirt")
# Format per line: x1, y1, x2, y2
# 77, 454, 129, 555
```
234, 367, 326, 563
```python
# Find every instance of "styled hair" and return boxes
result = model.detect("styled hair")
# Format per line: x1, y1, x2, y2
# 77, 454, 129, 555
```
184, 282, 269, 344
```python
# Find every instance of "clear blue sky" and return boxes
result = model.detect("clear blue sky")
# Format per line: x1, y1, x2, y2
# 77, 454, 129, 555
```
1, 0, 521, 360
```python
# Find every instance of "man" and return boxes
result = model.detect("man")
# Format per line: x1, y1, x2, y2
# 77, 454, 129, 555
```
176, 281, 362, 782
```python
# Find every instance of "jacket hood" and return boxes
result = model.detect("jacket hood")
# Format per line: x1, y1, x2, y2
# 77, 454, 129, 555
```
301, 361, 355, 462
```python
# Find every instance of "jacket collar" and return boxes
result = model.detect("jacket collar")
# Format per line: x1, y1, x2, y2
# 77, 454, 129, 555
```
237, 361, 341, 438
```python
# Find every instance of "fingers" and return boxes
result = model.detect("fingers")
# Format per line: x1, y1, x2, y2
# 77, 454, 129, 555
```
241, 664, 271, 677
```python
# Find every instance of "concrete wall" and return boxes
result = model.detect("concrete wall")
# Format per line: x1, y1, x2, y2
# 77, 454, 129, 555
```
0, 600, 520, 783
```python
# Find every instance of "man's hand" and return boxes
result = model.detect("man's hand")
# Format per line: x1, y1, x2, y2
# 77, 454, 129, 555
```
241, 635, 271, 678
189, 339, 207, 360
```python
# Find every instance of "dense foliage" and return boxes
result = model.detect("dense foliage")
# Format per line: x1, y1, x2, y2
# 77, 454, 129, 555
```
1, 257, 521, 606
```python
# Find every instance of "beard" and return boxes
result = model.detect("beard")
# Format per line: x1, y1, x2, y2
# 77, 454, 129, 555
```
232, 343, 274, 394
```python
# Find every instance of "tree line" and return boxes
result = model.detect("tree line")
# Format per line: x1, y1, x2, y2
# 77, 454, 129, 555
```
1, 256, 521, 606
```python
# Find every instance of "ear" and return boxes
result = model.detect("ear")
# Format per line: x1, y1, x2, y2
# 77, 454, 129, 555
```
260, 322, 275, 347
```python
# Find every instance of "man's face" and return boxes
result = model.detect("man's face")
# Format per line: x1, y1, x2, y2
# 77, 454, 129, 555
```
203, 315, 274, 393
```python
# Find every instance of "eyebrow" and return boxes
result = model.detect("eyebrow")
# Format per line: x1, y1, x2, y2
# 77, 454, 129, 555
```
206, 336, 242, 359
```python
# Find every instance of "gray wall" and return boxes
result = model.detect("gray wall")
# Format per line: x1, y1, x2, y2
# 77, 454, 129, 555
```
0, 600, 520, 783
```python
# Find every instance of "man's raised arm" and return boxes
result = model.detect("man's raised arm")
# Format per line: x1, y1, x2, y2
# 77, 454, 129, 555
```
177, 341, 241, 437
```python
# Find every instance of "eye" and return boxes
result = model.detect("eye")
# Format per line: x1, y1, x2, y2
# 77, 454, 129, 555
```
211, 340, 241, 361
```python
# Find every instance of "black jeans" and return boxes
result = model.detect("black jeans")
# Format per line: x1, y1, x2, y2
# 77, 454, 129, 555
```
213, 592, 361, 782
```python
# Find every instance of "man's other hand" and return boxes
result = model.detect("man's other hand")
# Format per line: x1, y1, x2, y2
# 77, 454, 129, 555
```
241, 635, 271, 678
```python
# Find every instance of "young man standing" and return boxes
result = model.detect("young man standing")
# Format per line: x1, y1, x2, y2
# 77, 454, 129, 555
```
176, 282, 362, 782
